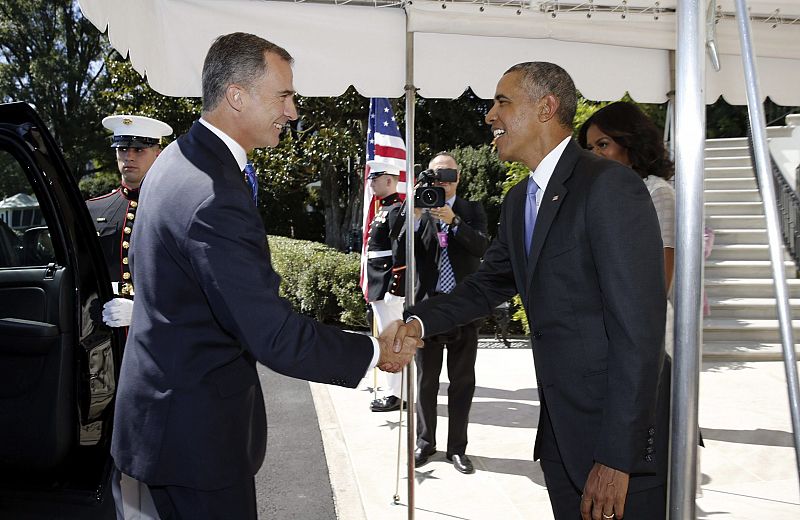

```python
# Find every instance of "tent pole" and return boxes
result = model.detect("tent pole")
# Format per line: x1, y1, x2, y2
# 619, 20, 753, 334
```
670, 0, 705, 518
403, 27, 417, 520
733, 0, 800, 487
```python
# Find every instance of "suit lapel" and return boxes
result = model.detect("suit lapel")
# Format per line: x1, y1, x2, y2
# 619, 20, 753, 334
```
525, 141, 581, 288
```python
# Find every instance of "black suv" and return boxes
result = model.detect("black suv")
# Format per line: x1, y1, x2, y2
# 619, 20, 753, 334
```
0, 102, 122, 518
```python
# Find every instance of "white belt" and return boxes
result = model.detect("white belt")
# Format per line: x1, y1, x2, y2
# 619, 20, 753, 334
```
367, 250, 392, 259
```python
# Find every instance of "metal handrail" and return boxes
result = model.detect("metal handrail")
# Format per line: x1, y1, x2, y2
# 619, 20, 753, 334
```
749, 134, 800, 272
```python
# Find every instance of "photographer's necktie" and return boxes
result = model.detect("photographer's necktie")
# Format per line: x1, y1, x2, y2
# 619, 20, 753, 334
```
243, 162, 258, 206
525, 177, 539, 256
437, 220, 456, 293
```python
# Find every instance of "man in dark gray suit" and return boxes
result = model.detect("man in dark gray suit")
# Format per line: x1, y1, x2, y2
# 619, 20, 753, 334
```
111, 33, 419, 520
394, 62, 669, 519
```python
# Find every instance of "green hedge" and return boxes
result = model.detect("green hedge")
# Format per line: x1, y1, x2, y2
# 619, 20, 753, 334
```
268, 235, 527, 337
268, 235, 368, 329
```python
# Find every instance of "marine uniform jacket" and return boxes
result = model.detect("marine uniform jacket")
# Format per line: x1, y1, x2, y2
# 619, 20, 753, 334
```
111, 121, 374, 491
86, 185, 138, 294
365, 192, 404, 302
410, 140, 670, 494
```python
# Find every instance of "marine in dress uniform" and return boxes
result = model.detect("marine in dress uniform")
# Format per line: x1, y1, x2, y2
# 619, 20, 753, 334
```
87, 115, 173, 297
87, 114, 172, 520
364, 160, 407, 413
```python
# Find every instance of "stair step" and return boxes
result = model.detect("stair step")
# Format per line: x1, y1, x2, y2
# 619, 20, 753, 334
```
705, 259, 796, 278
706, 297, 800, 319
704, 166, 755, 178
704, 201, 764, 215
712, 229, 768, 245
705, 137, 750, 149
704, 146, 752, 158
701, 341, 800, 361
705, 189, 761, 202
706, 214, 765, 229
707, 244, 787, 261
704, 278, 800, 298
705, 156, 752, 168
704, 177, 758, 190
703, 318, 800, 341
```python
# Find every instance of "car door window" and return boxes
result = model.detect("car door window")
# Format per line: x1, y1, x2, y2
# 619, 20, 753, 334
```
0, 148, 57, 267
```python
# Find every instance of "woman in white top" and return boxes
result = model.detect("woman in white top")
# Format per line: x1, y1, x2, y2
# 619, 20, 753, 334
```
578, 101, 676, 352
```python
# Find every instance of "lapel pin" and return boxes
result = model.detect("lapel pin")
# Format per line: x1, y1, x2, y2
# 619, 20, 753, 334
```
552, 195, 559, 202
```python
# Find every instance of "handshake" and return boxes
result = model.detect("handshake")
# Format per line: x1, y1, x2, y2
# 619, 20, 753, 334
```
375, 319, 424, 373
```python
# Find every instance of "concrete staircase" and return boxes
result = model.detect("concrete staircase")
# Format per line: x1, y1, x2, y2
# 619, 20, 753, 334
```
703, 136, 800, 361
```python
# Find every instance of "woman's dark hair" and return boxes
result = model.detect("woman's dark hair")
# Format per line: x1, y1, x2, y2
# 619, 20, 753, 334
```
578, 101, 674, 180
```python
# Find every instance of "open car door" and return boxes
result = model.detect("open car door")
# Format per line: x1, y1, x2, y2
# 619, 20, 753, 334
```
0, 102, 122, 519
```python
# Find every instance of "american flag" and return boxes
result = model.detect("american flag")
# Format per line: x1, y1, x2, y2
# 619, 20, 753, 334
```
359, 98, 407, 301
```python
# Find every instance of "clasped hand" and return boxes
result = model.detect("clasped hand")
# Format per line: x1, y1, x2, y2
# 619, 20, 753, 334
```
376, 319, 423, 373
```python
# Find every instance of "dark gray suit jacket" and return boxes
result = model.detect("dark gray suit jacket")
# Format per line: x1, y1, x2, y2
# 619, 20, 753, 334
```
415, 196, 489, 300
111, 122, 373, 490
411, 140, 669, 492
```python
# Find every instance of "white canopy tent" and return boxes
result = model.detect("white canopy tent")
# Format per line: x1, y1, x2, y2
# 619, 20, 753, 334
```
78, 1, 800, 518
79, 0, 800, 104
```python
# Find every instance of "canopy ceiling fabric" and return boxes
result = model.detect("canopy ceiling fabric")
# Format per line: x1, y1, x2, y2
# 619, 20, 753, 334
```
78, 0, 800, 104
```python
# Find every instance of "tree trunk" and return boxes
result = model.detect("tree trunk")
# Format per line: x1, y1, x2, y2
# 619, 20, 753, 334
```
320, 162, 365, 252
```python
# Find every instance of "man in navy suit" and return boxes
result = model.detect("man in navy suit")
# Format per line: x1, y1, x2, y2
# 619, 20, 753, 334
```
394, 62, 669, 519
111, 32, 419, 519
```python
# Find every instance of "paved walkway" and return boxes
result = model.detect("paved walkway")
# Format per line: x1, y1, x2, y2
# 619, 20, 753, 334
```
311, 345, 800, 519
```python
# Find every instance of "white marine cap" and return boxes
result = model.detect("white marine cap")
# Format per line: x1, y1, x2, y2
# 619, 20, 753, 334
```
366, 159, 401, 179
102, 114, 173, 149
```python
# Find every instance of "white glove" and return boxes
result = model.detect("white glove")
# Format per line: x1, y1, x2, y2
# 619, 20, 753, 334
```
383, 293, 405, 307
102, 298, 134, 327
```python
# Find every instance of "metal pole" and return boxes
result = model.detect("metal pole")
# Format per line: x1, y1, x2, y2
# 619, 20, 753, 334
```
733, 0, 800, 486
670, 1, 705, 518
393, 366, 406, 504
403, 27, 417, 520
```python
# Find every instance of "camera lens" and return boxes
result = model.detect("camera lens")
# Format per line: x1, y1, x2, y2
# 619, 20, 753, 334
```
421, 189, 437, 206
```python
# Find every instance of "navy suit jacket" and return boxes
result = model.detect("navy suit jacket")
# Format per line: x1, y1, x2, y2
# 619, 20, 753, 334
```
411, 140, 669, 492
111, 122, 373, 490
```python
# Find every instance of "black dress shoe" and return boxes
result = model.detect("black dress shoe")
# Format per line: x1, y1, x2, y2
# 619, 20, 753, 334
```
370, 395, 405, 412
447, 454, 474, 474
414, 446, 436, 467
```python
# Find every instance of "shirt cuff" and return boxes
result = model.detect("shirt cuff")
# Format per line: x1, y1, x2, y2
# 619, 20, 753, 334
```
367, 336, 380, 371
406, 316, 425, 338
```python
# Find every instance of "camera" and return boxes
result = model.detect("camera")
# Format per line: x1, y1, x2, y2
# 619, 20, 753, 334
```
414, 168, 458, 208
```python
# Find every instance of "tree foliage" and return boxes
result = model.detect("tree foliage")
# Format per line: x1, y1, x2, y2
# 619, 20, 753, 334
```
0, 0, 111, 179
450, 145, 506, 237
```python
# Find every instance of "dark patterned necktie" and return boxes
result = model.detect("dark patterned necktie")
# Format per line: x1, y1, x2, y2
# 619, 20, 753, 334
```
437, 221, 456, 293
244, 162, 258, 206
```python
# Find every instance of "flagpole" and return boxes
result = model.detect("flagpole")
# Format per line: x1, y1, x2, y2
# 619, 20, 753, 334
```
403, 27, 417, 520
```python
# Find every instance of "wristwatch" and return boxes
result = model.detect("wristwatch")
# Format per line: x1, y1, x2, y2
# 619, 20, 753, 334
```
451, 215, 461, 228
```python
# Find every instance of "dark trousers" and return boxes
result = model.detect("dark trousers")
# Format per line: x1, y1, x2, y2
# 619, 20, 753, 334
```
538, 398, 666, 520
148, 478, 257, 520
540, 458, 666, 520
415, 322, 478, 456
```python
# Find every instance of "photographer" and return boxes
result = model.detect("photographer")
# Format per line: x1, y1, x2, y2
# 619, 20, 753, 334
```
397, 152, 489, 475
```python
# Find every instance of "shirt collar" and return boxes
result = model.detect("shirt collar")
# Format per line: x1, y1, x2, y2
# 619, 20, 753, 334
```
529, 135, 571, 193
198, 118, 248, 171
445, 195, 456, 207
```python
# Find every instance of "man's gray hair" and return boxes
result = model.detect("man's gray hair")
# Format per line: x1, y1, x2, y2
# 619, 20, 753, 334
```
201, 32, 293, 112
505, 62, 577, 128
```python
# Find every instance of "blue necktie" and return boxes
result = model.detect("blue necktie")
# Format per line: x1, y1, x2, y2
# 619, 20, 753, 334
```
437, 220, 456, 293
525, 177, 539, 256
244, 162, 258, 206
